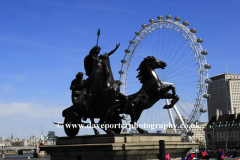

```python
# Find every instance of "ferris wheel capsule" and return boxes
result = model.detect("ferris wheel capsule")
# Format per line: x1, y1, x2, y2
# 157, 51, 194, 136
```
122, 114, 129, 119
119, 71, 124, 74
174, 16, 181, 21
205, 79, 212, 83
197, 38, 204, 43
121, 60, 127, 63
194, 120, 200, 124
204, 64, 211, 69
149, 19, 155, 23
142, 24, 147, 28
182, 21, 189, 26
203, 94, 210, 98
129, 40, 135, 44
135, 31, 141, 35
125, 49, 131, 53
122, 128, 127, 132
166, 15, 172, 19
190, 28, 197, 33
200, 108, 207, 113
201, 50, 208, 55
157, 16, 164, 20
187, 131, 194, 136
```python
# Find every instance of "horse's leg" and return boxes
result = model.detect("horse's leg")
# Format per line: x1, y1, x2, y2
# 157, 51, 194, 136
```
129, 108, 136, 127
162, 93, 179, 109
165, 85, 179, 103
129, 109, 147, 133
135, 110, 148, 133
89, 109, 100, 135
115, 92, 128, 112
160, 84, 176, 95
105, 111, 122, 134
98, 108, 115, 134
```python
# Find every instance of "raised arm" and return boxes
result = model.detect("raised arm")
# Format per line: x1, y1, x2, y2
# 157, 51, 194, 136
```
107, 43, 120, 56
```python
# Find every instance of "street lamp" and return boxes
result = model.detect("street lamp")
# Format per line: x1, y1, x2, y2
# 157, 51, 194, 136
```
1, 137, 5, 159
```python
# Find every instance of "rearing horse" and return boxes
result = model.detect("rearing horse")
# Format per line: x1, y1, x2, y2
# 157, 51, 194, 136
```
117, 56, 179, 133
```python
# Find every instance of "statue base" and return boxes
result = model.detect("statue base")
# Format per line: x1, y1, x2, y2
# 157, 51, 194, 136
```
40, 133, 198, 160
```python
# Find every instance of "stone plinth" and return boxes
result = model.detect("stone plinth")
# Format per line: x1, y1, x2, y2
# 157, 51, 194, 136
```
40, 134, 198, 160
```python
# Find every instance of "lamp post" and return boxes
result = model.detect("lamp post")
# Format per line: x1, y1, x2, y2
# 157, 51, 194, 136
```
212, 127, 215, 149
1, 137, 5, 159
205, 139, 207, 151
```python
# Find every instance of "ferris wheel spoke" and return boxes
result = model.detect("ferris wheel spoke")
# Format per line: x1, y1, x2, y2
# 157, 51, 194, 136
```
177, 90, 196, 100
177, 101, 191, 117
162, 45, 193, 78
165, 75, 197, 83
166, 30, 183, 61
162, 28, 175, 61
161, 28, 168, 61
165, 34, 189, 66
163, 65, 196, 81
171, 84, 198, 88
165, 67, 197, 80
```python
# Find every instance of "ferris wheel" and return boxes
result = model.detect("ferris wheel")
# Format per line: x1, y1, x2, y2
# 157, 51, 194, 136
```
119, 15, 211, 138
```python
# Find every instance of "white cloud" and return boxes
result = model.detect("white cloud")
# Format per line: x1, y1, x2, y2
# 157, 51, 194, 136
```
0, 103, 63, 119
2, 84, 12, 91
38, 91, 49, 95
16, 75, 25, 82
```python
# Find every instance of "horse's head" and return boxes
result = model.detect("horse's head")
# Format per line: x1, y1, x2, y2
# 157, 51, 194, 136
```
137, 56, 166, 71
137, 56, 166, 83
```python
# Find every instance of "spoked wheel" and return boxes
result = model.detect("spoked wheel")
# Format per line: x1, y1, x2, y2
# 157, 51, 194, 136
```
119, 15, 211, 140
64, 111, 81, 136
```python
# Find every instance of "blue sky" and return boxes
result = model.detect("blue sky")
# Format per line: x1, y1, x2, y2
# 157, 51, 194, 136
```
1, 0, 240, 139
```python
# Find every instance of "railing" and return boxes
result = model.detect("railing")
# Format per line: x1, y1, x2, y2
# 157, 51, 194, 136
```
0, 146, 37, 151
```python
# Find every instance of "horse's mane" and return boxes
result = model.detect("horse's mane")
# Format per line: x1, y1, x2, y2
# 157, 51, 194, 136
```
136, 56, 156, 82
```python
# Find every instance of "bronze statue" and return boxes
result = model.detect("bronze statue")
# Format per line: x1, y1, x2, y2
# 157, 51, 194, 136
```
70, 72, 86, 105
59, 29, 179, 136
84, 42, 124, 135
62, 72, 87, 125
84, 43, 119, 96
116, 56, 179, 133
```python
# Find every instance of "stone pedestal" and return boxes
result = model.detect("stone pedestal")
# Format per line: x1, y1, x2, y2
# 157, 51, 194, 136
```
40, 133, 198, 160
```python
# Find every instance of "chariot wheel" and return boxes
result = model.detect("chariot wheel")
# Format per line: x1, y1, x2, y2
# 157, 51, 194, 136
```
119, 15, 211, 140
64, 111, 80, 137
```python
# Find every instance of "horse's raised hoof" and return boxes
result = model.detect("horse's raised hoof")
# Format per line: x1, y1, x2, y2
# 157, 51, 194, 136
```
176, 95, 179, 100
106, 130, 115, 135
93, 128, 100, 135
163, 105, 171, 109
138, 128, 148, 133
171, 95, 179, 103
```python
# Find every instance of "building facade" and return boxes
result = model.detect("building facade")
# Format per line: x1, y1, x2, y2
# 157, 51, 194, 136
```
207, 73, 240, 120
204, 109, 240, 149
164, 116, 207, 144
190, 122, 208, 143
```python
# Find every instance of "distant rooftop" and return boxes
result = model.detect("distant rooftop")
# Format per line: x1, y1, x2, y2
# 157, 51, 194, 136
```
208, 113, 240, 125
210, 73, 239, 80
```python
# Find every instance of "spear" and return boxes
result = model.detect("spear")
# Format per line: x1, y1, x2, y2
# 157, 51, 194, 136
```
96, 28, 100, 46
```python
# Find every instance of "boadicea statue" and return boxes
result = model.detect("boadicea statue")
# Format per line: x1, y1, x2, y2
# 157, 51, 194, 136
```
55, 29, 179, 137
